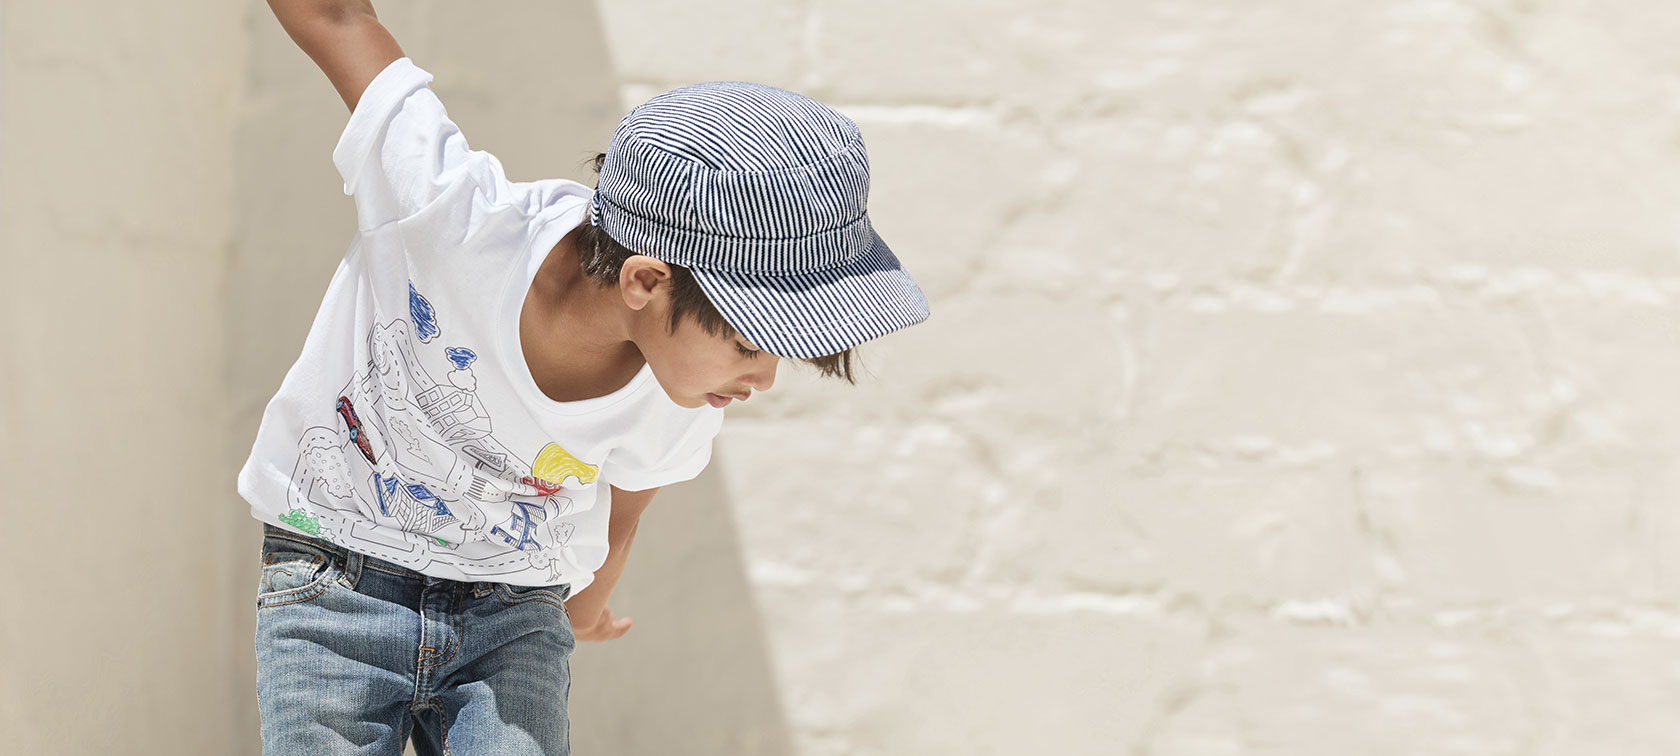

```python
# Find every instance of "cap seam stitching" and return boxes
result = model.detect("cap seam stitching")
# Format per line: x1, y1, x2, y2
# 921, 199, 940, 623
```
595, 193, 870, 246
611, 133, 866, 177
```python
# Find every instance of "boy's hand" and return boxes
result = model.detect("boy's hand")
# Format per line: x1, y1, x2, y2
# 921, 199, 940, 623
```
572, 605, 633, 642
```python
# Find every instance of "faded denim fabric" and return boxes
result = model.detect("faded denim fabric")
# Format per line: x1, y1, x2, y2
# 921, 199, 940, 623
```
255, 523, 575, 755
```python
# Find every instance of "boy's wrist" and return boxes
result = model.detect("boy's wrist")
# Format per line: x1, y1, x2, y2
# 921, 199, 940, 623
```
564, 591, 605, 629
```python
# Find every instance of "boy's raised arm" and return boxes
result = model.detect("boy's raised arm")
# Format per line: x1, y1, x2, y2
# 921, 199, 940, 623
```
268, 0, 406, 112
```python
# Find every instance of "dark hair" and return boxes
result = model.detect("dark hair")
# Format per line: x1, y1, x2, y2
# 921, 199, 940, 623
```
578, 153, 857, 383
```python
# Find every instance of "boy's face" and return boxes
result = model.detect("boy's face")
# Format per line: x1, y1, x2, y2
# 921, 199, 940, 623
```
646, 317, 779, 410
622, 258, 779, 410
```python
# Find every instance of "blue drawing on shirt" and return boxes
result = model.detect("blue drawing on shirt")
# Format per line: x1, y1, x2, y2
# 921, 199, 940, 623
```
446, 347, 476, 370
375, 472, 457, 533
409, 282, 439, 343
490, 500, 546, 552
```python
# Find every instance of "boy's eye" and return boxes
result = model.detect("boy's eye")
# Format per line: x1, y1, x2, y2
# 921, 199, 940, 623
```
735, 342, 762, 358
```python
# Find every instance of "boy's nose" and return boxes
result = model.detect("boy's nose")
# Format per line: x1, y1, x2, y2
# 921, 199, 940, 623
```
744, 356, 779, 393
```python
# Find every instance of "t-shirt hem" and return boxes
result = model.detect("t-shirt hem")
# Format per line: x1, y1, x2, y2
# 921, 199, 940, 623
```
241, 465, 588, 588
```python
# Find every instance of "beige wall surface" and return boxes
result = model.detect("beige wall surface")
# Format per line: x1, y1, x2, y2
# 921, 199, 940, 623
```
1, 0, 249, 753
7, 1, 1680, 754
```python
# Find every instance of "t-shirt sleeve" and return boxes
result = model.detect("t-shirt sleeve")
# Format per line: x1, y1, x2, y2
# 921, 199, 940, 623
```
331, 57, 515, 230
602, 409, 726, 492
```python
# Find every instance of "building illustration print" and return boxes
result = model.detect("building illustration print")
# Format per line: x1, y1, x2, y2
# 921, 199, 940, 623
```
279, 280, 598, 580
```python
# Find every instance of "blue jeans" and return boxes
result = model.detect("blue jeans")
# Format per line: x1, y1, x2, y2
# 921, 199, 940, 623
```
254, 523, 575, 755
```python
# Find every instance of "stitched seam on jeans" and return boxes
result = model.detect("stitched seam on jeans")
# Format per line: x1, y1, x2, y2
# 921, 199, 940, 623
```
362, 560, 426, 579
257, 555, 343, 607
257, 580, 332, 608
338, 553, 361, 591
493, 583, 568, 610
410, 638, 432, 712
416, 588, 463, 670
432, 591, 465, 669
262, 553, 324, 568
262, 531, 336, 553
258, 555, 324, 599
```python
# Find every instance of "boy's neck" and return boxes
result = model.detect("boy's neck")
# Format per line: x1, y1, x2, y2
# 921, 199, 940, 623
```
520, 227, 647, 402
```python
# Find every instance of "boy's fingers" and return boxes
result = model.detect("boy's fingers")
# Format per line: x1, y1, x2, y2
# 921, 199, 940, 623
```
573, 609, 632, 641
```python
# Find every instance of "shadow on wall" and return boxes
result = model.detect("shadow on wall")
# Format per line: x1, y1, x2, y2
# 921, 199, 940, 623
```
569, 454, 797, 756
226, 1, 794, 753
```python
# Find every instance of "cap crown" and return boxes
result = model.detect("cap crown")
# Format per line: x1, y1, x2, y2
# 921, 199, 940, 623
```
591, 82, 875, 275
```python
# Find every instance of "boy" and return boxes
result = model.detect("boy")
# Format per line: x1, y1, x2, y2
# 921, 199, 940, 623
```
241, 1, 930, 753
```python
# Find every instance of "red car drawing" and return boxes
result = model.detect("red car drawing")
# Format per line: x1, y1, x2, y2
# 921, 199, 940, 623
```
336, 396, 377, 465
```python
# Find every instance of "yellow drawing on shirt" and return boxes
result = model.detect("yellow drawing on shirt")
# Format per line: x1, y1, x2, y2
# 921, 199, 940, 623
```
529, 442, 599, 492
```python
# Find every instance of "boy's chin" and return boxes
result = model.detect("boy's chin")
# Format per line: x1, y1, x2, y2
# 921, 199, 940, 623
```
656, 387, 714, 410
676, 391, 735, 410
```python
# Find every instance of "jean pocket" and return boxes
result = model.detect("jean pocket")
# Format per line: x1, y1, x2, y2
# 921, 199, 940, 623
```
491, 582, 572, 610
257, 531, 343, 607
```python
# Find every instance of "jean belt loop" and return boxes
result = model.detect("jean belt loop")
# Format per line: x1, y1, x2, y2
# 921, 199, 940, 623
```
341, 548, 363, 589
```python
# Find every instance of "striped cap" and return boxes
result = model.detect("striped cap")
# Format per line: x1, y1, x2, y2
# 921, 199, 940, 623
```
589, 81, 930, 360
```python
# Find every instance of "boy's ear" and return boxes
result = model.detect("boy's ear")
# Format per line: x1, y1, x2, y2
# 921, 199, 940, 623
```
619, 255, 672, 312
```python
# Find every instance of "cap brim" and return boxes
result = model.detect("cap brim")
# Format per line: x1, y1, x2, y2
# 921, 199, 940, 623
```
687, 229, 931, 359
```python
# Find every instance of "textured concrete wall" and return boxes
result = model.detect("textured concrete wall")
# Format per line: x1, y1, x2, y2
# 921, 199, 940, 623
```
0, 1, 247, 754
598, 1, 1680, 754
10, 0, 1680, 754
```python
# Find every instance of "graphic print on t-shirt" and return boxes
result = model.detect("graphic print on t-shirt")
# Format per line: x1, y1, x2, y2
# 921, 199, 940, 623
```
410, 282, 440, 343
279, 281, 598, 581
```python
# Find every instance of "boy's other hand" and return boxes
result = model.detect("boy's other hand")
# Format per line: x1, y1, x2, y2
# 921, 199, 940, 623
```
572, 605, 633, 642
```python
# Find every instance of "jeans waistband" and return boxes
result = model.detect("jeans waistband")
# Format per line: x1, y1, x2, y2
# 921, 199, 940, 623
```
261, 522, 434, 583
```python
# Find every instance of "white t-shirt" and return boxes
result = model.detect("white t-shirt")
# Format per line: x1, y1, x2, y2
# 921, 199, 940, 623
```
237, 57, 724, 591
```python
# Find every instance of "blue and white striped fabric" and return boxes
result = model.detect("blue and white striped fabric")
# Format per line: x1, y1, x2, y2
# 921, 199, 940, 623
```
589, 81, 930, 360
